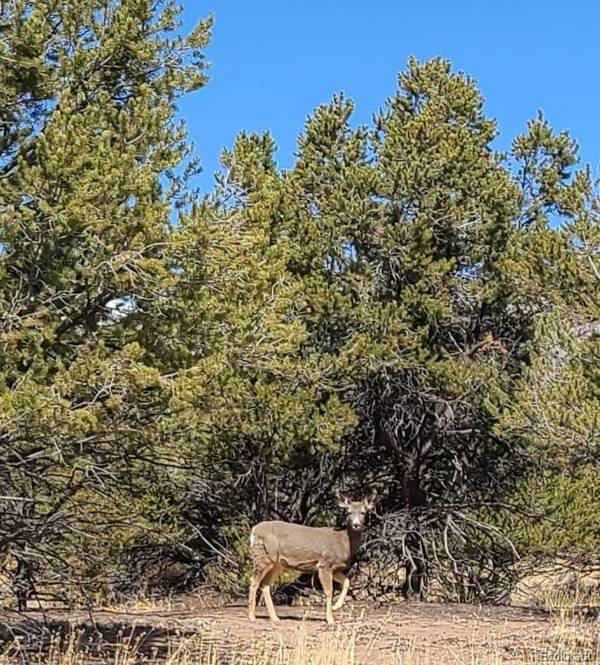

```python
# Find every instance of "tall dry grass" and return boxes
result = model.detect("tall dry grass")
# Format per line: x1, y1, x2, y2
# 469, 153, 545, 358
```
1, 583, 598, 665
0, 616, 598, 665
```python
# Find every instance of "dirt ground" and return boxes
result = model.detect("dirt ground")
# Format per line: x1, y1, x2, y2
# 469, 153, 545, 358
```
1, 601, 598, 663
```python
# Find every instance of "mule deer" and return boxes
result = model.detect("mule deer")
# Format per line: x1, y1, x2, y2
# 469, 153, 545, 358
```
248, 490, 376, 624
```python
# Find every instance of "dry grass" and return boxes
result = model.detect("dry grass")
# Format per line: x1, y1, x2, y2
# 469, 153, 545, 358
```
512, 562, 600, 610
103, 588, 228, 615
0, 612, 598, 665
1, 578, 598, 665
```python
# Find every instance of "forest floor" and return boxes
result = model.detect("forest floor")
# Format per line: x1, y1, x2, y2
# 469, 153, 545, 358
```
0, 598, 599, 664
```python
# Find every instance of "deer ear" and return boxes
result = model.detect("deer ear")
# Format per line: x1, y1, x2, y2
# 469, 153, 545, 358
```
335, 490, 350, 509
363, 489, 377, 510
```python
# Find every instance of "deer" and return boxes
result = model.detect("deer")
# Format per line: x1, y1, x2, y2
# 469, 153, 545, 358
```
248, 490, 376, 624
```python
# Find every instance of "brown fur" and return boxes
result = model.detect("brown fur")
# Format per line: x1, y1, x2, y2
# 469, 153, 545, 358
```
248, 491, 376, 624
251, 521, 360, 573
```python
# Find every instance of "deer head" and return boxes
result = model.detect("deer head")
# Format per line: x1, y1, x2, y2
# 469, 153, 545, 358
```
335, 489, 377, 532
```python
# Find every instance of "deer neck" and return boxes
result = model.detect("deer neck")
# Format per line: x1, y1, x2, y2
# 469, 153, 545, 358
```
347, 526, 363, 561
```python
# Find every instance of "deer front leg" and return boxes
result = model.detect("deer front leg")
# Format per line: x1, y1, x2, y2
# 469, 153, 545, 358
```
248, 575, 259, 621
332, 571, 350, 611
318, 567, 335, 625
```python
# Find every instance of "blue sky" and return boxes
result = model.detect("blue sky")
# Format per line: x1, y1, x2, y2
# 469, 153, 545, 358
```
177, 1, 599, 193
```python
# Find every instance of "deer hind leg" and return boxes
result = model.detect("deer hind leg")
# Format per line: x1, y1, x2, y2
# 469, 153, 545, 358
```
261, 563, 283, 623
332, 571, 350, 611
318, 566, 335, 625
248, 563, 272, 621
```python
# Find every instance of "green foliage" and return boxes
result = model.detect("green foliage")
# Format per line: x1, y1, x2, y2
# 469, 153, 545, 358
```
0, 0, 211, 600
1, 17, 598, 607
169, 57, 598, 599
508, 466, 599, 556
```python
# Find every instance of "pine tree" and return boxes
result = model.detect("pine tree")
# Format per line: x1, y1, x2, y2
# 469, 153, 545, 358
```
182, 59, 598, 600
165, 130, 360, 592
0, 0, 211, 602
2, 17, 597, 605
495, 120, 599, 559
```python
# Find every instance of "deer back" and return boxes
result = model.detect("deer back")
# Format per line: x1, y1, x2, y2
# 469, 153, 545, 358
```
251, 520, 355, 572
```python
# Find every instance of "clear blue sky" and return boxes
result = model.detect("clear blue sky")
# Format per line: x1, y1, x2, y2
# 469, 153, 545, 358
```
177, 1, 599, 194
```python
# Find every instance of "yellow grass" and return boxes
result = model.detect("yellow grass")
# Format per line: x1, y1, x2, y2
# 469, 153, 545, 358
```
0, 613, 598, 665
2, 576, 598, 665
511, 562, 600, 611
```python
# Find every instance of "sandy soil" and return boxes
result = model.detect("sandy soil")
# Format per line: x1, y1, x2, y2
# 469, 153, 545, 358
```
0, 601, 598, 663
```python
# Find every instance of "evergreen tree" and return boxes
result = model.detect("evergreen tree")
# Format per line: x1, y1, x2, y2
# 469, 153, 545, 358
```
496, 119, 599, 560
0, 0, 211, 603
1, 16, 597, 606
176, 59, 598, 601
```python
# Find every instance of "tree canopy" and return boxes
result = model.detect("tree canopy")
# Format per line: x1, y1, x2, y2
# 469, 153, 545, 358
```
1, 2, 598, 608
